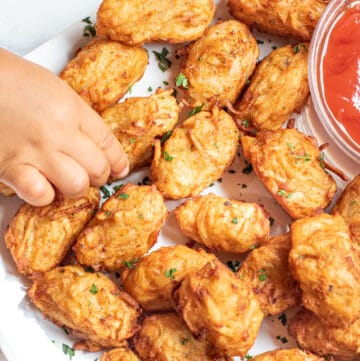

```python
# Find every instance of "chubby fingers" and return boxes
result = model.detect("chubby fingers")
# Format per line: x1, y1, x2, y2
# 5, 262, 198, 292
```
79, 107, 129, 179
1, 164, 55, 206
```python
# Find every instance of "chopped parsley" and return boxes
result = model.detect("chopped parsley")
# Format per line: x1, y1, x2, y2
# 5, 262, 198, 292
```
258, 269, 267, 281
277, 189, 286, 196
226, 260, 241, 272
82, 17, 96, 37
249, 244, 257, 250
231, 217, 239, 224
85, 266, 95, 273
153, 47, 172, 72
147, 86, 153, 92
188, 103, 204, 117
242, 163, 253, 174
278, 313, 287, 326
124, 259, 138, 269
142, 176, 153, 186
90, 284, 98, 295
165, 268, 177, 279
113, 184, 123, 192
319, 152, 325, 169
245, 355, 253, 360
276, 335, 288, 343
241, 119, 249, 128
163, 80, 169, 86
129, 137, 136, 144
117, 192, 129, 200
293, 43, 308, 54
164, 151, 174, 161
62, 344, 75, 360
208, 182, 215, 187
100, 186, 111, 199
105, 210, 112, 217
269, 216, 275, 226
180, 337, 189, 345
128, 85, 133, 94
161, 130, 173, 145
293, 153, 311, 161
175, 73, 189, 88
62, 326, 70, 335
138, 213, 144, 220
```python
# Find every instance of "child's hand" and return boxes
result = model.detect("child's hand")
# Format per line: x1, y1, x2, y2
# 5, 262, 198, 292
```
0, 49, 129, 206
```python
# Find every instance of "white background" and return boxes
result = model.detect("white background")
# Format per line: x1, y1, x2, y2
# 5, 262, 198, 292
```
0, 2, 102, 359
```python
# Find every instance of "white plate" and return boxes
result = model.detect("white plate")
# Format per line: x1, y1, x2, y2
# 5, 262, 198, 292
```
0, 2, 356, 361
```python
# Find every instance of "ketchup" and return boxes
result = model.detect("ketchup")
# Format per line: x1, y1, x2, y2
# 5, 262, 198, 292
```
323, 5, 360, 145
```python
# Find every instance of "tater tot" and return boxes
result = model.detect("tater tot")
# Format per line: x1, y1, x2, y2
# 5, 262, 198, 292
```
96, 0, 215, 45
182, 20, 259, 108
60, 38, 148, 112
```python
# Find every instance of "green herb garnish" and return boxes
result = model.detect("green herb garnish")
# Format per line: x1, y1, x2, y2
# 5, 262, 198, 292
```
188, 103, 204, 117
161, 130, 173, 145
153, 47, 172, 72
175, 73, 189, 88
231, 217, 238, 224
117, 192, 129, 200
62, 344, 75, 360
90, 284, 98, 295
124, 259, 138, 269
100, 186, 111, 199
226, 260, 241, 272
164, 151, 174, 161
258, 269, 267, 281
165, 268, 177, 279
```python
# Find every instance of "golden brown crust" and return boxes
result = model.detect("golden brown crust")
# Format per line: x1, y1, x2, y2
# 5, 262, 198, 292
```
289, 308, 360, 361
5, 188, 100, 276
175, 193, 270, 253
96, 0, 215, 45
227, 0, 329, 41
101, 89, 179, 173
239, 233, 302, 315
100, 346, 141, 361
171, 260, 263, 357
0, 181, 15, 196
151, 107, 239, 199
28, 265, 141, 351
133, 313, 230, 361
236, 44, 309, 131
252, 348, 328, 361
241, 128, 337, 219
121, 245, 216, 312
289, 214, 360, 327
332, 173, 360, 245
74, 184, 168, 271
60, 38, 148, 112
182, 20, 259, 108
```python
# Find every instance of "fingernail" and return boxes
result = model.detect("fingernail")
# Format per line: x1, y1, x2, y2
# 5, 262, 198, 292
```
114, 164, 129, 179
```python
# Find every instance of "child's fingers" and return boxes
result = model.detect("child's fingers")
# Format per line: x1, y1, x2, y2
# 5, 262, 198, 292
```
1, 164, 55, 206
64, 133, 111, 187
40, 152, 90, 199
79, 112, 129, 178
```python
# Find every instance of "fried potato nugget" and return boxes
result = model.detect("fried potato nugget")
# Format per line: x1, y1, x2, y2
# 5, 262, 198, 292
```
0, 181, 15, 196
28, 265, 141, 351
100, 346, 141, 361
60, 38, 148, 112
239, 234, 301, 315
74, 184, 167, 271
241, 129, 336, 219
5, 188, 99, 276
101, 90, 179, 173
227, 0, 329, 41
333, 174, 360, 245
175, 194, 270, 253
152, 107, 239, 199
96, 0, 215, 45
182, 20, 259, 108
289, 308, 360, 361
172, 260, 263, 357
122, 245, 216, 312
134, 313, 230, 361
236, 44, 309, 131
251, 348, 327, 361
289, 213, 360, 327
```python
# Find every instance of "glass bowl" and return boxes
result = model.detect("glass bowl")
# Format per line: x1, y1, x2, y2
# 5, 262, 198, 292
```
308, 0, 360, 165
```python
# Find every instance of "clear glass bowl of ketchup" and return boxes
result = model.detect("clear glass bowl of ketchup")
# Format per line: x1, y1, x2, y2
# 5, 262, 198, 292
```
309, 0, 360, 165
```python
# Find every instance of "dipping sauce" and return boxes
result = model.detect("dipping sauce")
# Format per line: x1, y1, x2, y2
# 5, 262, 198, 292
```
322, 4, 360, 145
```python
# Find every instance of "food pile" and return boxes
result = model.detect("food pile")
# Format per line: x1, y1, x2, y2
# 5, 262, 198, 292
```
2, 0, 360, 360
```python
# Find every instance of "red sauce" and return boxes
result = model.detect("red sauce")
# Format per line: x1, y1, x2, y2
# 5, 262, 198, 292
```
323, 5, 360, 145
